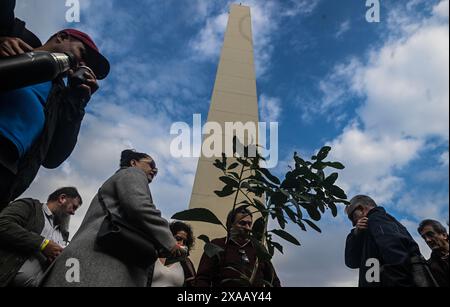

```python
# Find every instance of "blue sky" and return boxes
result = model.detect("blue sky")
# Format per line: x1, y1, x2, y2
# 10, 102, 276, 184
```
15, 0, 449, 286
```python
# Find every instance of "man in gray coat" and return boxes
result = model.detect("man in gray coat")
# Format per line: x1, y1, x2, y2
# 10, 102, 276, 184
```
42, 150, 185, 287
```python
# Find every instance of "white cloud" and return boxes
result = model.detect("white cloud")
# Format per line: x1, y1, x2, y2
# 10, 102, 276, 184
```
357, 25, 449, 141
433, 0, 449, 19
327, 125, 423, 204
317, 0, 448, 209
280, 0, 321, 17
259, 94, 282, 123
396, 192, 449, 222
336, 20, 351, 39
190, 12, 229, 59
440, 151, 449, 167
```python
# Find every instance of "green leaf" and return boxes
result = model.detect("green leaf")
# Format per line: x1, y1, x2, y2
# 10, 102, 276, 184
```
213, 159, 225, 171
300, 202, 321, 221
316, 146, 331, 161
303, 219, 322, 233
214, 185, 235, 197
283, 205, 298, 223
252, 217, 265, 241
311, 161, 326, 170
271, 241, 284, 254
271, 208, 287, 229
324, 172, 339, 186
271, 191, 288, 207
219, 176, 239, 188
328, 185, 347, 199
325, 162, 345, 170
328, 202, 338, 217
228, 162, 239, 170
252, 172, 278, 189
253, 198, 268, 214
289, 199, 303, 220
258, 168, 281, 185
172, 208, 225, 227
296, 220, 307, 231
271, 229, 301, 246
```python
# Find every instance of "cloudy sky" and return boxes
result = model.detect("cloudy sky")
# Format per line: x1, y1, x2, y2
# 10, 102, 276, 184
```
14, 0, 449, 287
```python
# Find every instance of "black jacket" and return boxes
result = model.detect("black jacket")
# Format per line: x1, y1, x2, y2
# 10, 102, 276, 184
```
0, 199, 66, 287
0, 0, 42, 48
428, 251, 449, 287
345, 207, 421, 287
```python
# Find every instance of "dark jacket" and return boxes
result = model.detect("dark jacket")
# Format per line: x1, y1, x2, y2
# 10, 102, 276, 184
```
0, 78, 88, 206
195, 237, 281, 287
0, 0, 42, 48
345, 207, 422, 287
0, 198, 69, 287
428, 251, 449, 287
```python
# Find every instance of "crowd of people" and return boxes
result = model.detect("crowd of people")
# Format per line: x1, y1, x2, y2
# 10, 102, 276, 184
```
0, 0, 448, 287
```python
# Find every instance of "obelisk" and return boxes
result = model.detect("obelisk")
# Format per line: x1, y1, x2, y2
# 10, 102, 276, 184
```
188, 4, 259, 267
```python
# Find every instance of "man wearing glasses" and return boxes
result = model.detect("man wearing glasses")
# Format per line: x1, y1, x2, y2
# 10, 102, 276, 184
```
195, 207, 281, 287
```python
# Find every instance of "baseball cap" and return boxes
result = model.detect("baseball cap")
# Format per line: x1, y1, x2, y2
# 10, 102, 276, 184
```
59, 29, 110, 80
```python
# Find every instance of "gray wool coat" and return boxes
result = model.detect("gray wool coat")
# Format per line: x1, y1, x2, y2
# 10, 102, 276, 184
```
41, 167, 177, 287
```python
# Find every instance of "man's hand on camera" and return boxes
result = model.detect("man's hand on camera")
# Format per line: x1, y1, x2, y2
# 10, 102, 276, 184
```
67, 69, 99, 104
0, 37, 33, 57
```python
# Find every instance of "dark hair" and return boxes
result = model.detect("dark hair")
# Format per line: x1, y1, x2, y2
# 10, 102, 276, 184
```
120, 149, 151, 167
226, 206, 253, 230
47, 187, 82, 205
418, 219, 448, 236
170, 221, 195, 251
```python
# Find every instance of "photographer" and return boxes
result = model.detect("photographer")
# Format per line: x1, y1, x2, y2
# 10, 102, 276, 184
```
0, 28, 110, 211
